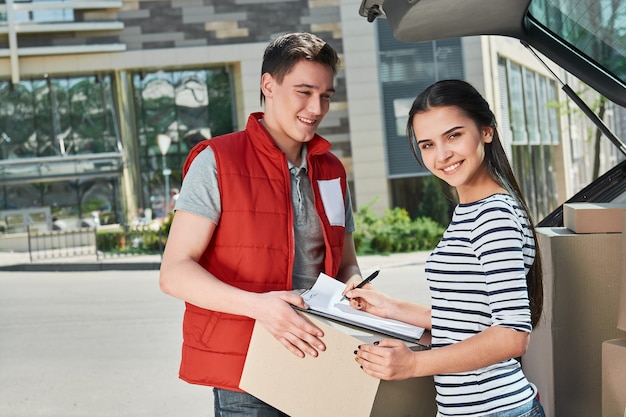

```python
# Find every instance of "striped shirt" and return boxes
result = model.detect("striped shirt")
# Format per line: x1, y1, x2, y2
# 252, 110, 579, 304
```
426, 194, 537, 416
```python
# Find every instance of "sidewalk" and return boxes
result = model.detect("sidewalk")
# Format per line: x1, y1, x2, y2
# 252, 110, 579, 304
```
0, 251, 163, 271
0, 249, 429, 272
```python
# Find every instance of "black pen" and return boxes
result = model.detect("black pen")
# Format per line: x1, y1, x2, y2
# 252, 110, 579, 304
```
340, 270, 380, 301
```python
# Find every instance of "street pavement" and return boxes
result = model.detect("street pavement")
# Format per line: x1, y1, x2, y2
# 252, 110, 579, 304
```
0, 250, 431, 417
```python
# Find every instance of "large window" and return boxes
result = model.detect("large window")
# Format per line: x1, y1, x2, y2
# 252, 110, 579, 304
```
0, 73, 122, 222
132, 66, 236, 217
376, 20, 463, 222
499, 57, 560, 221
0, 74, 119, 159
377, 20, 464, 179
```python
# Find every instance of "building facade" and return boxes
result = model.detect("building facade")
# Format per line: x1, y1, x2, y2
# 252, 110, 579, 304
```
0, 0, 622, 231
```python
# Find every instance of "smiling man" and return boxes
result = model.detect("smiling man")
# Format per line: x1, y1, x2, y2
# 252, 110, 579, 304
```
159, 32, 363, 417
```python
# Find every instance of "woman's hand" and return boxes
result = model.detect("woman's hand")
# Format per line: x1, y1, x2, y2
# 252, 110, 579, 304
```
355, 339, 420, 380
342, 285, 392, 319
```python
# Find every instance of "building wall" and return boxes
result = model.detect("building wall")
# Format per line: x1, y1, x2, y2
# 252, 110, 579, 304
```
340, 0, 388, 214
1, 0, 622, 224
0, 0, 362, 220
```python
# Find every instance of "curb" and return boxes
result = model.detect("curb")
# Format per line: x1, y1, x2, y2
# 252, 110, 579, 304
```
0, 262, 162, 272
0, 251, 431, 273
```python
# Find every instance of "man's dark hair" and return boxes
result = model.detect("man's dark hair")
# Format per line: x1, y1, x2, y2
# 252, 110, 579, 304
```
260, 32, 339, 105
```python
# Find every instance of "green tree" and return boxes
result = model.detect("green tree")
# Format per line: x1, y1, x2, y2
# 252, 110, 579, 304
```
416, 175, 453, 226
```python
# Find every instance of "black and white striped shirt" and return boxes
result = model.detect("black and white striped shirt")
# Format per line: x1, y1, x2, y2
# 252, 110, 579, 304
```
427, 194, 537, 416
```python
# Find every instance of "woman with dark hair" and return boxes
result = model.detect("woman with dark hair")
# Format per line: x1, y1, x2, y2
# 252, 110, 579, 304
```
346, 80, 545, 416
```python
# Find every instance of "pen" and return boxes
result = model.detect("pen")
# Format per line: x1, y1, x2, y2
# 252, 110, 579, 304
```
340, 270, 380, 301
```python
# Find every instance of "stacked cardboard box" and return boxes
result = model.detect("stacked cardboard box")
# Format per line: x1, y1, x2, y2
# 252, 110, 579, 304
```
563, 203, 626, 233
602, 212, 626, 417
603, 339, 626, 417
524, 204, 626, 417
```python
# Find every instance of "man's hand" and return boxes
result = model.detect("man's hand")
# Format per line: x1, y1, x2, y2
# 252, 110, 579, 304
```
253, 291, 326, 358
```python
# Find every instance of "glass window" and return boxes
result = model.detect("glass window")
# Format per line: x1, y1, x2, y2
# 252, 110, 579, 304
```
133, 66, 235, 216
523, 69, 541, 144
393, 98, 413, 136
529, 0, 626, 85
377, 20, 463, 178
0, 81, 36, 158
507, 63, 527, 144
434, 39, 464, 80
535, 76, 552, 144
0, 179, 119, 225
8, 0, 74, 23
68, 75, 118, 154
0, 74, 118, 160
500, 57, 562, 221
546, 80, 561, 145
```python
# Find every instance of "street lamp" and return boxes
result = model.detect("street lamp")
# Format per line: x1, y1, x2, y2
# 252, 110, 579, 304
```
157, 133, 172, 216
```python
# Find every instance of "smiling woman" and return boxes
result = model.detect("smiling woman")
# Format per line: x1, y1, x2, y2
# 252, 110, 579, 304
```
350, 80, 545, 417
356, 0, 626, 416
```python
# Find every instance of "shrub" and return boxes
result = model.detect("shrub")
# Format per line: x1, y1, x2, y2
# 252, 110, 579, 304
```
96, 207, 443, 257
96, 222, 167, 255
354, 205, 445, 255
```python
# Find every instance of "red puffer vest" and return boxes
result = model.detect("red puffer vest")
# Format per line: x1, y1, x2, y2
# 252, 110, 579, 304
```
178, 113, 347, 390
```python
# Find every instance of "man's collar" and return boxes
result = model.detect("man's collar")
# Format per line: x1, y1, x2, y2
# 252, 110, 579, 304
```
288, 144, 308, 171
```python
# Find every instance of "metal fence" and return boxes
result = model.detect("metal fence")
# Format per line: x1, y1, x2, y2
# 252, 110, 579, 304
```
27, 226, 97, 262
26, 226, 166, 263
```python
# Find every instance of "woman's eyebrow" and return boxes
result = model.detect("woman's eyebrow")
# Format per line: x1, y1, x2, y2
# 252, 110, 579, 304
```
443, 125, 463, 135
415, 125, 465, 145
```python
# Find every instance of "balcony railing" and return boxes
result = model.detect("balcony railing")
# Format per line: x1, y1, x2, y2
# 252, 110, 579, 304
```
0, 0, 125, 82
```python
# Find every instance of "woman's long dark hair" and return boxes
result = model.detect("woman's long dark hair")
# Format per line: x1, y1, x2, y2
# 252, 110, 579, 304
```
407, 80, 543, 327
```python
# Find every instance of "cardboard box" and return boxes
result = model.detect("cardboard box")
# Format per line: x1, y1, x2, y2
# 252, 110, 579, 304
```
603, 339, 626, 417
240, 310, 437, 417
619, 219, 626, 331
523, 228, 626, 417
563, 203, 626, 234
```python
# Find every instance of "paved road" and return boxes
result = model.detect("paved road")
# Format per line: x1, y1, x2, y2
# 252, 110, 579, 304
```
0, 253, 430, 417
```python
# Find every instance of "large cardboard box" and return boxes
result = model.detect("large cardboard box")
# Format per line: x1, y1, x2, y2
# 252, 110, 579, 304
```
523, 228, 626, 417
563, 202, 626, 234
602, 339, 626, 417
619, 218, 626, 331
603, 217, 626, 417
240, 310, 437, 417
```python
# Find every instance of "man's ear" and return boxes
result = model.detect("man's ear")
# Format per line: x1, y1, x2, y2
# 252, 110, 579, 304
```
260, 73, 274, 99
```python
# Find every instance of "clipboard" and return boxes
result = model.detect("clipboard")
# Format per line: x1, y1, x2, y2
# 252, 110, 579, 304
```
294, 273, 428, 346
294, 305, 429, 346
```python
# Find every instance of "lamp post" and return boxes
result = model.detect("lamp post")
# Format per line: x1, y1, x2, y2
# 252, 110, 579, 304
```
157, 133, 172, 216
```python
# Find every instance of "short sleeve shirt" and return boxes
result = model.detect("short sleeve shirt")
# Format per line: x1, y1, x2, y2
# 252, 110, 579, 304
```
176, 145, 355, 290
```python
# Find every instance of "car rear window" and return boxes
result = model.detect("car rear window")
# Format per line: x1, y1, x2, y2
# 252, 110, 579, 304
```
528, 0, 626, 86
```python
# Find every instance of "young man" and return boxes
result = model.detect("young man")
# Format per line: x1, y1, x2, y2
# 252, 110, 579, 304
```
159, 32, 362, 416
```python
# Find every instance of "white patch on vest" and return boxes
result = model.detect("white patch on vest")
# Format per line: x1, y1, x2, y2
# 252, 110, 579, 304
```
317, 178, 345, 227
